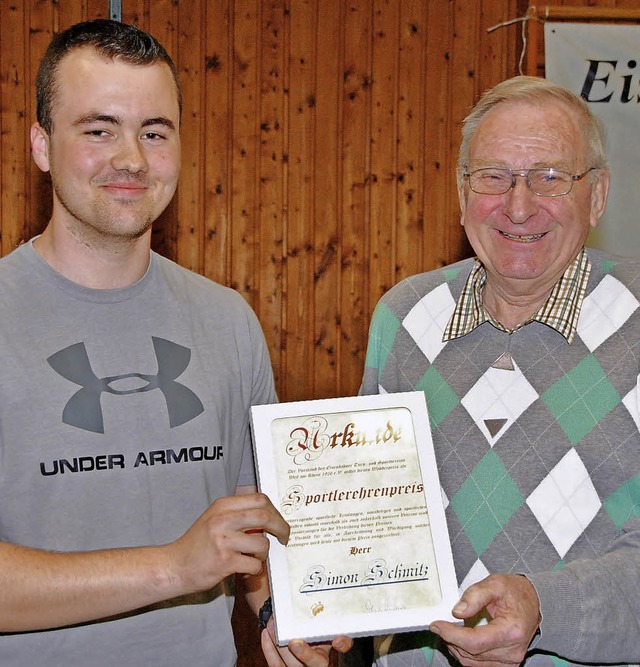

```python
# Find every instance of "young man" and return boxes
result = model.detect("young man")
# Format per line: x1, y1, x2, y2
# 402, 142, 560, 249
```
0, 19, 349, 667
358, 76, 640, 666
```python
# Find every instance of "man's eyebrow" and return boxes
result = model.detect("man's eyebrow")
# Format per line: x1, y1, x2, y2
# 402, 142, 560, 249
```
142, 117, 176, 131
73, 113, 121, 126
71, 115, 176, 131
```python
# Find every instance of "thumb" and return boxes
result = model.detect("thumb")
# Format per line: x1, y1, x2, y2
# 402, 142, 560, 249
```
451, 583, 493, 620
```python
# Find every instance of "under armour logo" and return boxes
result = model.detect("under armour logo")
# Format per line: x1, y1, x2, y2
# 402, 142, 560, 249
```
48, 337, 204, 433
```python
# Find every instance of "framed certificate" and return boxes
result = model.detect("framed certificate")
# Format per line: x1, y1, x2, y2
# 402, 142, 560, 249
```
250, 391, 459, 645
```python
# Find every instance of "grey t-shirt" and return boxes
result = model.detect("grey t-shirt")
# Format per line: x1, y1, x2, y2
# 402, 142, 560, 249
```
0, 241, 276, 666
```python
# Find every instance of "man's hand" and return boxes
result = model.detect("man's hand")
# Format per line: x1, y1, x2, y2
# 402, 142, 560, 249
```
429, 574, 541, 667
260, 617, 352, 667
168, 493, 290, 595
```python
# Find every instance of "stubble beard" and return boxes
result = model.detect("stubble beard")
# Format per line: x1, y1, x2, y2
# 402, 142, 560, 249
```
51, 177, 158, 250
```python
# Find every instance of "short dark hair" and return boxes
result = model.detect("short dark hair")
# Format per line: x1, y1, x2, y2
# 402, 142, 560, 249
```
36, 19, 182, 134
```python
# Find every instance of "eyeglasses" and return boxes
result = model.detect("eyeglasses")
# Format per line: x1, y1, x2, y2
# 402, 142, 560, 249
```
463, 167, 597, 197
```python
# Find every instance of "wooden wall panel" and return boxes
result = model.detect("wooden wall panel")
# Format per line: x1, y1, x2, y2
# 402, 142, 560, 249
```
313, 0, 342, 398
284, 0, 317, 400
396, 0, 428, 283
0, 1, 28, 255
339, 1, 372, 398
369, 0, 400, 310
176, 2, 207, 273
202, 0, 233, 287
423, 0, 455, 271
257, 1, 287, 390
231, 0, 260, 308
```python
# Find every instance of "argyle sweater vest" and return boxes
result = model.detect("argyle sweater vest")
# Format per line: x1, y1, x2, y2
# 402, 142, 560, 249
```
360, 249, 640, 666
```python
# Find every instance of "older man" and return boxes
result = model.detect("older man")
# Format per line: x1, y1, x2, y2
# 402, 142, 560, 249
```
359, 76, 640, 667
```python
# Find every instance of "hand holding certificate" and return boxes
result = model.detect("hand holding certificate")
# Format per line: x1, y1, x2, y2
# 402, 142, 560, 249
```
250, 391, 458, 645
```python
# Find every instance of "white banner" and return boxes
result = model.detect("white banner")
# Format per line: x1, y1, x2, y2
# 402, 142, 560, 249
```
545, 22, 640, 260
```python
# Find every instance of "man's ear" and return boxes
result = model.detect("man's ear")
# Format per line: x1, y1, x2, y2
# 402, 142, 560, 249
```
589, 169, 610, 229
458, 179, 467, 227
30, 123, 51, 173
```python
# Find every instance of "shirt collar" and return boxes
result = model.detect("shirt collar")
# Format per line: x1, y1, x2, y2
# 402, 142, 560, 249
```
443, 248, 591, 343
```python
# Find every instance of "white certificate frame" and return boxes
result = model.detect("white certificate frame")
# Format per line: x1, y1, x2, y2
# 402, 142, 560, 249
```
250, 391, 459, 645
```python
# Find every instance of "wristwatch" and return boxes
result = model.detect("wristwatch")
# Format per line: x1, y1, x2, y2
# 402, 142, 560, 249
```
258, 596, 273, 629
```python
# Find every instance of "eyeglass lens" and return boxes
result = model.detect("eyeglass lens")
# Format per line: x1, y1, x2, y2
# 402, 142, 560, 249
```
469, 168, 572, 196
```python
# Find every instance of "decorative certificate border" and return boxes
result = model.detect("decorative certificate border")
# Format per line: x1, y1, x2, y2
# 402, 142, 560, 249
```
250, 391, 458, 645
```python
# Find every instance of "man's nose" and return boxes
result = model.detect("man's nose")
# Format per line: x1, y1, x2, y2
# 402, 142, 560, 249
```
502, 176, 538, 225
111, 136, 148, 173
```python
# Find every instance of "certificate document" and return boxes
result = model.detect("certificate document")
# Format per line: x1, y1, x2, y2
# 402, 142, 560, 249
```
250, 391, 458, 645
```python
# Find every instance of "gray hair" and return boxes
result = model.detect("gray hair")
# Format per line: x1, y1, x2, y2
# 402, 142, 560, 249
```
457, 75, 607, 186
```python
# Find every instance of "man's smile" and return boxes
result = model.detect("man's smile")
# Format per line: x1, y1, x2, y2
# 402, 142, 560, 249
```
498, 231, 547, 243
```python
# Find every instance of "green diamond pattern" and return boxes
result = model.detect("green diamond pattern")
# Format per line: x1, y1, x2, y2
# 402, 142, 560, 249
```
416, 366, 459, 428
451, 451, 525, 556
443, 267, 462, 282
541, 355, 620, 445
603, 473, 640, 530
365, 302, 401, 374
412, 630, 438, 661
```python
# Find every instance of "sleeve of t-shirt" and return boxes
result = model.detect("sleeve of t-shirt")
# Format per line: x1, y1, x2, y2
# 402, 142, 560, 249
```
237, 304, 278, 489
